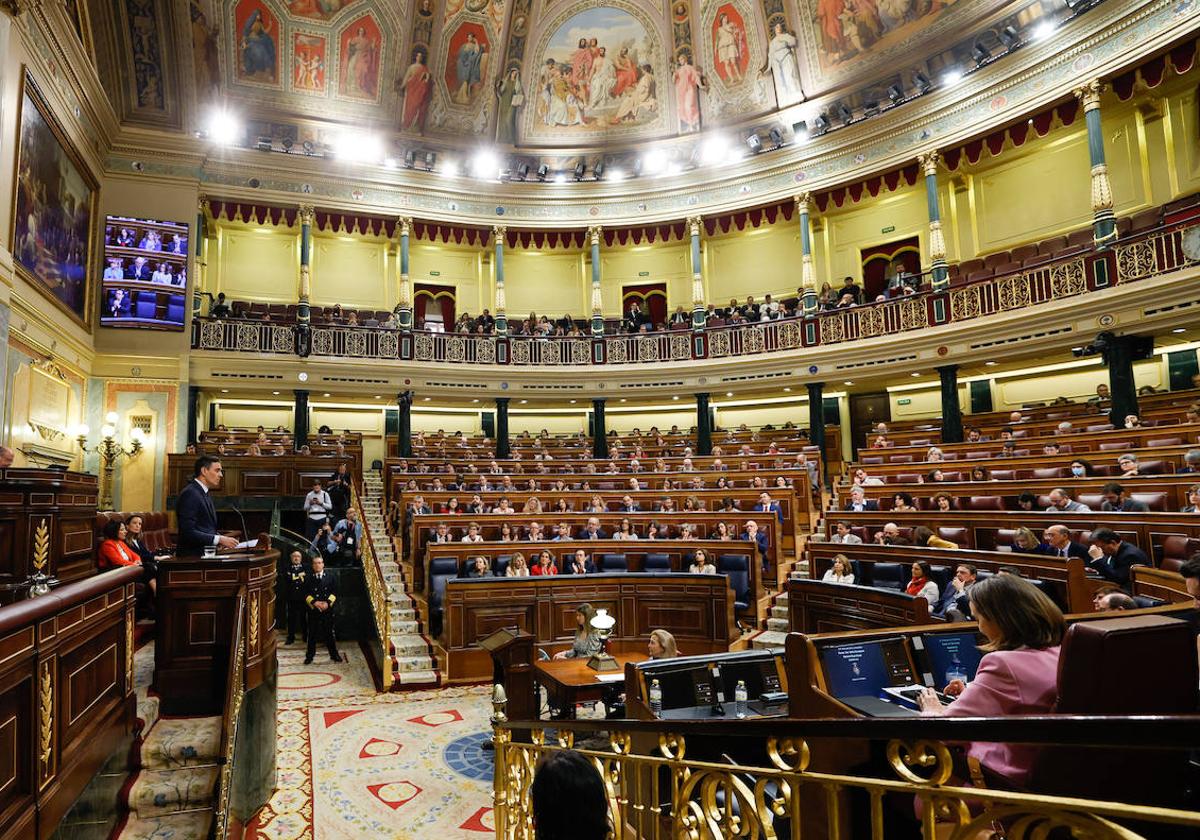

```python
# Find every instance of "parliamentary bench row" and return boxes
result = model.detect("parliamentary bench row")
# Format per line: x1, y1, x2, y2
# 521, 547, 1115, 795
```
166, 454, 357, 500
200, 430, 363, 443
832, 478, 1199, 513
439, 571, 738, 682
824, 511, 1200, 571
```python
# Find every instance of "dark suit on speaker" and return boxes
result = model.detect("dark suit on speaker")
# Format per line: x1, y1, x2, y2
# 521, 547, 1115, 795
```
176, 478, 219, 554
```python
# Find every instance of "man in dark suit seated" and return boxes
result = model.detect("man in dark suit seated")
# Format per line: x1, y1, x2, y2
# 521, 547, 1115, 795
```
933, 563, 977, 619
1038, 525, 1090, 560
176, 455, 239, 554
1099, 482, 1149, 512
843, 486, 879, 512
755, 491, 783, 521
743, 519, 770, 572
582, 517, 608, 540
619, 494, 640, 512
1087, 527, 1149, 588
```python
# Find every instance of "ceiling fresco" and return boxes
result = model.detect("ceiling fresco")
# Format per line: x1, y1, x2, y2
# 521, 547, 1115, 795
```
92, 0, 1049, 151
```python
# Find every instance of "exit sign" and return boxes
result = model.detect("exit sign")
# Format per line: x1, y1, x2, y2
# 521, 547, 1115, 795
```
429, 270, 441, 276
881, 225, 896, 234
898, 398, 912, 405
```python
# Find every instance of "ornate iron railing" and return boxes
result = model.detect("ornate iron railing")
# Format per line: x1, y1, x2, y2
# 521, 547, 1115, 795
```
492, 714, 1200, 840
193, 226, 1196, 366
352, 486, 393, 691
212, 589, 246, 840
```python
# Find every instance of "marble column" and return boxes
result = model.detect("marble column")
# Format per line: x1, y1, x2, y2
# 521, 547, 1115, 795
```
592, 399, 608, 459
918, 151, 949, 292
1104, 335, 1141, 428
937, 364, 963, 444
195, 197, 209, 317
588, 226, 604, 337
293, 390, 310, 448
495, 398, 510, 459
796, 194, 817, 315
396, 216, 413, 329
1074, 80, 1116, 247
297, 205, 314, 324
688, 216, 706, 328
493, 225, 508, 336
696, 393, 712, 456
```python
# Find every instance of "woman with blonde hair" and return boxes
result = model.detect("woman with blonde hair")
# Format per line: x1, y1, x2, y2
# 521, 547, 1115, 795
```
822, 554, 855, 584
1011, 526, 1041, 553
648, 629, 678, 659
506, 551, 530, 577
523, 496, 544, 514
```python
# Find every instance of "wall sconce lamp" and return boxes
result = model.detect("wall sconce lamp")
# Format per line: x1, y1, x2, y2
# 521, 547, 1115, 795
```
76, 412, 144, 510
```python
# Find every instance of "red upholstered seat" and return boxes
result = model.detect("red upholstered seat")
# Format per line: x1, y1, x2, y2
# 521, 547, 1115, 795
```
1146, 437, 1182, 447
1159, 535, 1200, 572
1098, 441, 1133, 450
967, 495, 1005, 511
1032, 468, 1065, 479
860, 456, 883, 465
937, 527, 969, 547
1077, 493, 1105, 510
888, 454, 914, 463
989, 470, 1016, 480
982, 251, 1011, 271
1086, 423, 1114, 432
1010, 244, 1039, 263
1129, 492, 1167, 511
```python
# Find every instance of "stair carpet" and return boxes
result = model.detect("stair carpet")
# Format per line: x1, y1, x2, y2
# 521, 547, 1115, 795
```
115, 643, 223, 840
361, 473, 440, 687
752, 559, 808, 650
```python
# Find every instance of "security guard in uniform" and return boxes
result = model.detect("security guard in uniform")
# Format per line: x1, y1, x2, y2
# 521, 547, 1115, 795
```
284, 550, 307, 645
303, 555, 341, 664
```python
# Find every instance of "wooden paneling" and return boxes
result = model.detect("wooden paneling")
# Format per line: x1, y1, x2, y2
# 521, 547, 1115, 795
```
786, 578, 934, 635
0, 470, 100, 595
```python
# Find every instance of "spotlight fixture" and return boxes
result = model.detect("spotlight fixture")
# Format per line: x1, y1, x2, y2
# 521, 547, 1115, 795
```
862, 100, 880, 117
592, 160, 606, 180
536, 163, 549, 181
699, 134, 730, 164
999, 25, 1020, 51
642, 149, 668, 174
608, 168, 626, 181
835, 103, 853, 124
972, 41, 992, 66
470, 148, 499, 178
887, 84, 905, 105
334, 131, 384, 164
913, 72, 933, 94
554, 172, 567, 184
302, 139, 316, 155
441, 159, 460, 177
207, 109, 242, 146
281, 137, 294, 151
791, 120, 809, 142
255, 136, 272, 151
515, 162, 530, 180
745, 132, 763, 152
403, 150, 416, 168
1032, 20, 1056, 40
573, 161, 586, 181
768, 127, 784, 148
1064, 0, 1091, 12
811, 113, 830, 134
942, 68, 964, 87
425, 151, 437, 170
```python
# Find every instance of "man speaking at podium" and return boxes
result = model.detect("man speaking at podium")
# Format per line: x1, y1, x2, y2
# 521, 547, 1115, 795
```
177, 456, 239, 554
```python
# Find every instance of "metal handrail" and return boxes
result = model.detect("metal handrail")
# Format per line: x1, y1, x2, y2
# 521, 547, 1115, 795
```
351, 484, 393, 691
211, 588, 246, 840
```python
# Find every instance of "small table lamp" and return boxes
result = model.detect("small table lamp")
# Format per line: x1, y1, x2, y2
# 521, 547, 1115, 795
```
586, 608, 619, 671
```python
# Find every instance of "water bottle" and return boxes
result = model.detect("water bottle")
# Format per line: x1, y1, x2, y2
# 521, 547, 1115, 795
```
649, 679, 662, 717
735, 680, 748, 719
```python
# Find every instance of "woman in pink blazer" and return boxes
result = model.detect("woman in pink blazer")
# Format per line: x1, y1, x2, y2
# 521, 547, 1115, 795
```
917, 574, 1065, 788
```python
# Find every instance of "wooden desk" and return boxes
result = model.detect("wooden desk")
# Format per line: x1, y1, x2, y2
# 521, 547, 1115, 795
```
535, 653, 647, 716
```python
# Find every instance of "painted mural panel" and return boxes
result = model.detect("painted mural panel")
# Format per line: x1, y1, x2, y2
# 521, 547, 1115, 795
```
286, 0, 362, 21
400, 46, 434, 131
293, 32, 328, 93
766, 19, 802, 105
525, 3, 668, 140
710, 4, 749, 84
235, 0, 281, 85
444, 21, 491, 106
338, 14, 383, 100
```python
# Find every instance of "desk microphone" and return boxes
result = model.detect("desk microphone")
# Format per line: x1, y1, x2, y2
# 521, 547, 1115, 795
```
229, 505, 249, 545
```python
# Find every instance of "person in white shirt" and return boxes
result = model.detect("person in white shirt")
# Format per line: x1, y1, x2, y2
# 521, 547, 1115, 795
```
852, 468, 884, 487
831, 521, 863, 544
303, 480, 332, 541
461, 522, 484, 543
689, 547, 716, 575
822, 554, 855, 584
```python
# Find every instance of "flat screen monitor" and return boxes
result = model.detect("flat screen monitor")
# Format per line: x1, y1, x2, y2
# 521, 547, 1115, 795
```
100, 216, 189, 331
818, 637, 915, 699
644, 661, 717, 710
712, 653, 783, 701
913, 632, 984, 689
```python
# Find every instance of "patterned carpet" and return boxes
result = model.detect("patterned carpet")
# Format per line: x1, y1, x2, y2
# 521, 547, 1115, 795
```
248, 634, 497, 840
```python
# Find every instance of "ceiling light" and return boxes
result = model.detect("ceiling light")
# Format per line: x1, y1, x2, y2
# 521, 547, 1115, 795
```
520, 399, 528, 404
768, 128, 784, 147
725, 391, 733, 397
665, 162, 682, 176
383, 157, 398, 169
281, 137, 294, 151
404, 150, 416, 168
470, 149, 499, 178
472, 398, 480, 403
374, 395, 382, 399
699, 135, 730, 165
941, 68, 963, 87
886, 84, 905, 105
913, 72, 933, 94
642, 149, 668, 175
672, 395, 680, 400
570, 399, 577, 404
573, 162, 586, 181
999, 25, 1020, 51
835, 103, 853, 124
423, 397, 431, 401
911, 372, 921, 377
255, 136, 272, 152
972, 42, 991, 66
844, 380, 854, 385
620, 398, 627, 402
725, 146, 746, 164
424, 151, 437, 170
515, 162, 530, 180
272, 390, 280, 395
1172, 327, 1186, 333
811, 114, 830, 134
441, 159, 460, 177
220, 388, 229, 393
791, 121, 809, 143
536, 163, 549, 181
1032, 21, 1056, 40
745, 132, 762, 153
323, 392, 331, 397
207, 109, 242, 146
985, 361, 998, 366
554, 173, 566, 184
333, 131, 383, 164
783, 387, 791, 392
592, 160, 606, 180
608, 168, 626, 181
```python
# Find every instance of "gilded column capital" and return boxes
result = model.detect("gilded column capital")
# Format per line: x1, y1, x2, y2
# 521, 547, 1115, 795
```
587, 225, 602, 245
397, 216, 412, 237
1073, 79, 1104, 112
198, 195, 210, 216
794, 194, 812, 216
0, 0, 26, 17
298, 204, 316, 226
687, 216, 703, 237
492, 224, 507, 244
917, 150, 940, 177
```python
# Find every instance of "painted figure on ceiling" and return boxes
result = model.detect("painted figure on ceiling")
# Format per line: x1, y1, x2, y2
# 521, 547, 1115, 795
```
766, 21, 802, 104
495, 66, 524, 144
343, 25, 379, 97
587, 46, 615, 111
240, 9, 277, 81
611, 63, 655, 123
570, 38, 594, 102
714, 12, 744, 82
454, 32, 484, 103
401, 46, 433, 131
673, 51, 705, 132
611, 47, 638, 98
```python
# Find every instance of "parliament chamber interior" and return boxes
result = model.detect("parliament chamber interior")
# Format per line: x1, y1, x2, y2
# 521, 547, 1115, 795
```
1, 0, 1200, 835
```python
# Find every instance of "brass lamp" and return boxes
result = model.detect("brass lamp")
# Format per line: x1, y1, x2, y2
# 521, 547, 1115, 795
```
76, 412, 144, 510
586, 608, 619, 671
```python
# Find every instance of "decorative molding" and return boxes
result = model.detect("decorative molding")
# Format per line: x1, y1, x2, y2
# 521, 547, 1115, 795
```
39, 659, 53, 770
917, 150, 941, 177
1074, 78, 1105, 112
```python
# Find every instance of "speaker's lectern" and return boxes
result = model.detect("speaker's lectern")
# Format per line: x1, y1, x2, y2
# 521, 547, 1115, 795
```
478, 626, 536, 721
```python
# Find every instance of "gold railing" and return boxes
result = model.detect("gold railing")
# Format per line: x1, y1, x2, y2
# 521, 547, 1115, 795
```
212, 589, 246, 840
352, 485, 393, 690
492, 715, 1200, 839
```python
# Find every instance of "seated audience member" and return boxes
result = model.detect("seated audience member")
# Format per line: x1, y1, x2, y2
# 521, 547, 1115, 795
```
913, 525, 957, 550
98, 519, 144, 573
614, 518, 639, 540
891, 492, 916, 512
832, 521, 863, 544
853, 468, 884, 487
1179, 449, 1200, 475
844, 486, 879, 512
553, 603, 601, 660
917, 575, 1065, 789
1069, 459, 1095, 478
1086, 527, 1148, 587
619, 494, 640, 512
935, 563, 977, 620
467, 556, 492, 578
996, 441, 1018, 459
532, 549, 560, 576
1100, 482, 1149, 512
925, 469, 946, 484
566, 549, 597, 575
966, 427, 984, 443
874, 522, 911, 546
906, 561, 939, 603
1043, 442, 1061, 457
969, 466, 991, 482
719, 497, 740, 512
689, 547, 717, 575
1087, 383, 1110, 404
506, 552, 530, 577
1181, 484, 1200, 513
1016, 492, 1038, 512
926, 446, 945, 463
932, 493, 955, 512
1096, 591, 1138, 611
495, 497, 516, 515
526, 522, 546, 542
461, 522, 484, 543
1040, 524, 1089, 559
1180, 555, 1200, 611
581, 517, 607, 540
756, 492, 783, 519
822, 554, 855, 584
1124, 414, 1142, 429
1054, 421, 1073, 435
531, 750, 611, 840
648, 629, 678, 659
1011, 526, 1041, 553
551, 523, 573, 541
1046, 488, 1090, 513
742, 520, 769, 569
1116, 454, 1140, 477
124, 514, 165, 596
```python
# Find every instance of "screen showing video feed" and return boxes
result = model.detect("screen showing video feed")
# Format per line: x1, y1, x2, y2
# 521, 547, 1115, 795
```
100, 216, 188, 330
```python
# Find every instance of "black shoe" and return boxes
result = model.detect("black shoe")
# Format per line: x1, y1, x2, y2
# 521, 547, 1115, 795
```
303, 658, 313, 664
329, 654, 341, 663
286, 638, 295, 645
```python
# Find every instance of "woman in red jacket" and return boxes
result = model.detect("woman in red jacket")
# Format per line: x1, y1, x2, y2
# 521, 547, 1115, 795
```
530, 549, 558, 576
98, 519, 142, 570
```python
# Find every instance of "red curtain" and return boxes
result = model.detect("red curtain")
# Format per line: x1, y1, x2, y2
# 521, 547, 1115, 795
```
860, 236, 921, 300
622, 283, 668, 326
414, 283, 456, 330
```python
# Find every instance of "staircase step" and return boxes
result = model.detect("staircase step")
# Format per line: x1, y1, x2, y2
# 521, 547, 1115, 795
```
393, 669, 440, 686
770, 605, 788, 620
396, 654, 435, 672
766, 617, 788, 632
127, 766, 219, 818
391, 634, 428, 654
139, 717, 222, 770
136, 694, 161, 736
117, 809, 214, 840
751, 630, 788, 650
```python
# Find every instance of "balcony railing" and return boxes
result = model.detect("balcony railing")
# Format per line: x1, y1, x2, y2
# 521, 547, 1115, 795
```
192, 225, 1195, 366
